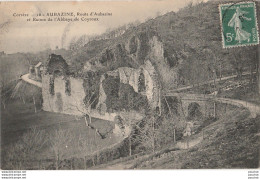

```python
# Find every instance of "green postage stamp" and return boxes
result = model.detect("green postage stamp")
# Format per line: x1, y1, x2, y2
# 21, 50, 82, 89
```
219, 1, 259, 48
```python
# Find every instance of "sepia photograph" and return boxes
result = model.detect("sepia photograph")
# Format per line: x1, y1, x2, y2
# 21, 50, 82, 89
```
0, 0, 259, 173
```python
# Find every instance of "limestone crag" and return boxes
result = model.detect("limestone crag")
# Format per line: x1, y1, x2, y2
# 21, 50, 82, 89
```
84, 32, 178, 89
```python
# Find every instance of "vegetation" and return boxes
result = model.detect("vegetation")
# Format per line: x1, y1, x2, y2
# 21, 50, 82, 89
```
90, 105, 259, 169
82, 71, 100, 109
135, 108, 259, 169
102, 75, 149, 112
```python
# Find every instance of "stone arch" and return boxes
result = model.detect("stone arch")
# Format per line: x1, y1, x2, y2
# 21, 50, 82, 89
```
53, 69, 62, 76
46, 54, 69, 76
187, 102, 202, 119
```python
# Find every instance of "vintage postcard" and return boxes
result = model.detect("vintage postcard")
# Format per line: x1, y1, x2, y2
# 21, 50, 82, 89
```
0, 0, 260, 171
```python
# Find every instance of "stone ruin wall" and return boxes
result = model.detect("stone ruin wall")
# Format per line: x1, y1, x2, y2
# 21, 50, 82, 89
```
42, 74, 86, 115
97, 60, 161, 114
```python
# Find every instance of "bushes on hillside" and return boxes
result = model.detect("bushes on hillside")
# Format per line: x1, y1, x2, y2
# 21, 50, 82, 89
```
118, 83, 149, 112
133, 111, 185, 153
83, 72, 100, 109
102, 75, 120, 111
2, 127, 47, 170
102, 75, 149, 112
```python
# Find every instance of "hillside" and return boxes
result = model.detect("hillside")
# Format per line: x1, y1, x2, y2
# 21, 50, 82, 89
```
66, 0, 258, 89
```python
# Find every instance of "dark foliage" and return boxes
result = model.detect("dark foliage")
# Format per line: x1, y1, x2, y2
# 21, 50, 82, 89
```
82, 72, 100, 109
161, 96, 179, 115
102, 75, 121, 111
187, 102, 202, 119
118, 83, 149, 112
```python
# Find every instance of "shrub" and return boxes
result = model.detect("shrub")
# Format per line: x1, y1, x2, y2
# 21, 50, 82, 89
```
118, 83, 149, 112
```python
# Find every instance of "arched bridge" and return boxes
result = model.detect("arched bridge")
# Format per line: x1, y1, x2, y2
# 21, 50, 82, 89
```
163, 92, 216, 118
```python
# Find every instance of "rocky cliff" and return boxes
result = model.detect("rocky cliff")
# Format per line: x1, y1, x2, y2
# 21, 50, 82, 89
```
83, 31, 178, 89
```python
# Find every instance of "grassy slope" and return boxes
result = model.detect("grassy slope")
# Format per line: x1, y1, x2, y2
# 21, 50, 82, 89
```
1, 96, 119, 169
1, 99, 116, 144
136, 107, 259, 169
92, 105, 259, 169
217, 77, 260, 105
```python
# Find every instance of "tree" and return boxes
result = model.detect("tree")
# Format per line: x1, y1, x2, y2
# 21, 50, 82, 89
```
69, 85, 109, 140
78, 134, 96, 169
48, 128, 73, 170
21, 126, 47, 156
131, 108, 161, 154
230, 51, 246, 79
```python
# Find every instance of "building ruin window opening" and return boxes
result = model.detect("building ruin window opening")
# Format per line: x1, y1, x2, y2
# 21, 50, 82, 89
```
49, 76, 55, 96
54, 69, 63, 76
65, 79, 71, 96
138, 71, 146, 92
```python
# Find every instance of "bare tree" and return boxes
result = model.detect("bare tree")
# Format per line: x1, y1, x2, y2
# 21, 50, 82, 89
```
48, 128, 73, 170
69, 90, 108, 139
139, 115, 159, 153
21, 126, 47, 155
78, 134, 97, 169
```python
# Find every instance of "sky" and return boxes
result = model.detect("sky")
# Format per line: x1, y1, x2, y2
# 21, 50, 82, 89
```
0, 0, 207, 54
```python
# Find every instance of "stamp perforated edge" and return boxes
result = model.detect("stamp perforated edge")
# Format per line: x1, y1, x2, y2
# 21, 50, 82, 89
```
218, 1, 260, 48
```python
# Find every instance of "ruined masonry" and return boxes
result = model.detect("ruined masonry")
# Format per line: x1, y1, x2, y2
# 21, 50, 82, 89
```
42, 54, 86, 115
97, 60, 161, 114
41, 54, 161, 118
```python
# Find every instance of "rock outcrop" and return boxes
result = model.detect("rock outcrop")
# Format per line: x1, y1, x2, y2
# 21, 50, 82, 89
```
84, 32, 178, 89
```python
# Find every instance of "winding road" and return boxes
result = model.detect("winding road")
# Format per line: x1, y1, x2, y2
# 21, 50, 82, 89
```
168, 72, 254, 92
21, 73, 42, 88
